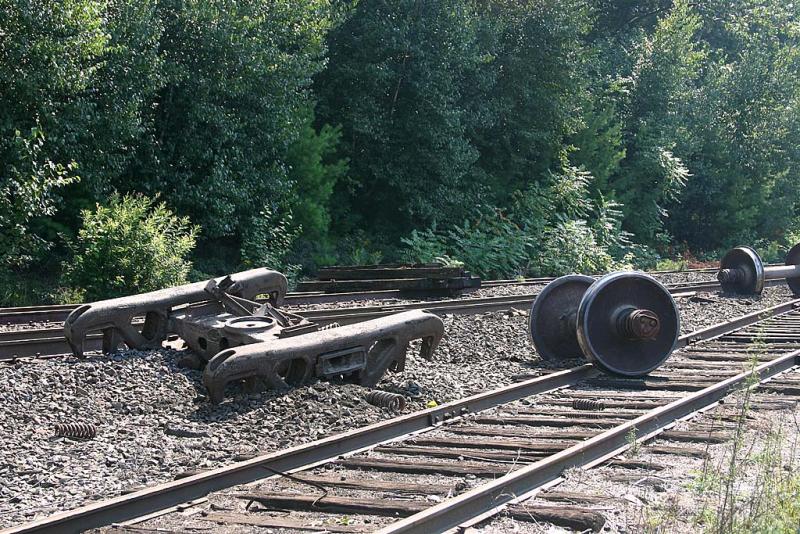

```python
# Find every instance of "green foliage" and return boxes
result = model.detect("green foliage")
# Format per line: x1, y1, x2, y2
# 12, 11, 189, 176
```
287, 108, 348, 242
346, 246, 384, 267
0, 270, 58, 307
0, 0, 163, 225
434, 212, 534, 278
3, 0, 800, 299
609, 0, 704, 245
317, 0, 485, 235
402, 166, 627, 278
124, 0, 333, 241
536, 220, 617, 276
400, 228, 447, 265
63, 194, 197, 300
0, 0, 109, 132
0, 127, 77, 270
526, 169, 628, 276
654, 258, 689, 271
668, 0, 800, 249
1, 0, 333, 264
240, 207, 302, 287
471, 0, 593, 201
570, 98, 626, 193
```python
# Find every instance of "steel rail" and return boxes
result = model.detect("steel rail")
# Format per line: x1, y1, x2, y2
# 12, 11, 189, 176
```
5, 296, 800, 533
2, 259, 782, 328
377, 349, 800, 534
480, 264, 788, 287
296, 279, 764, 325
0, 266, 730, 325
677, 298, 800, 348
481, 272, 716, 288
0, 279, 785, 361
0, 290, 405, 326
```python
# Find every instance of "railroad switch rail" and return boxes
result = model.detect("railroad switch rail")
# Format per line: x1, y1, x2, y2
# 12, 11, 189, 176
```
6, 297, 800, 534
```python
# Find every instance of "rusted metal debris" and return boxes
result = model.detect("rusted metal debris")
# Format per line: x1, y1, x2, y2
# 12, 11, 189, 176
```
63, 268, 443, 402
202, 309, 442, 403
64, 268, 288, 358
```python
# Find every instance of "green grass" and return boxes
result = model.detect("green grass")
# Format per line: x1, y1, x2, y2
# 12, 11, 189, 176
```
641, 329, 800, 533
654, 258, 689, 271
691, 335, 800, 533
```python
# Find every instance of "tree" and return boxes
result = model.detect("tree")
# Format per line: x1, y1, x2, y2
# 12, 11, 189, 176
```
667, 0, 800, 249
470, 0, 593, 201
0, 0, 107, 253
607, 0, 704, 245
0, 0, 164, 232
286, 108, 348, 243
125, 0, 333, 243
0, 127, 77, 270
317, 0, 484, 241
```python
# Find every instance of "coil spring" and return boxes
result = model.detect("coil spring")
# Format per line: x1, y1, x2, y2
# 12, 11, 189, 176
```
54, 422, 96, 439
572, 398, 606, 411
365, 391, 407, 411
319, 322, 341, 331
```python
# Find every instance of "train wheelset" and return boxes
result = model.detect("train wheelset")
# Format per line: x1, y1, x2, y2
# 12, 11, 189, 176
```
529, 272, 680, 376
718, 243, 800, 296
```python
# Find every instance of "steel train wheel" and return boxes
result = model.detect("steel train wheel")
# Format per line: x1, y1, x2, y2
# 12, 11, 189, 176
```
719, 246, 765, 295
576, 272, 680, 376
529, 274, 594, 362
785, 243, 800, 296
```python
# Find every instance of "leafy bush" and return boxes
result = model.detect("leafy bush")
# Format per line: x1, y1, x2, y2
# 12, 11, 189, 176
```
346, 246, 384, 267
534, 220, 617, 276
401, 166, 633, 278
63, 194, 197, 300
444, 214, 533, 278
400, 227, 448, 264
401, 211, 532, 278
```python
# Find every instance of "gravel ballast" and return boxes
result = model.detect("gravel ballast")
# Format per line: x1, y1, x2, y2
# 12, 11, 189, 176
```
0, 282, 795, 528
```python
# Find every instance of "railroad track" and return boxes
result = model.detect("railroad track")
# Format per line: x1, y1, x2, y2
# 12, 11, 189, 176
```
0, 279, 730, 361
0, 290, 404, 326
6, 297, 800, 534
0, 266, 729, 327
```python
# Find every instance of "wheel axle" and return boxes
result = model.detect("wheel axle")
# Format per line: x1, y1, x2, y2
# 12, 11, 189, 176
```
717, 243, 800, 295
529, 272, 680, 376
616, 307, 661, 340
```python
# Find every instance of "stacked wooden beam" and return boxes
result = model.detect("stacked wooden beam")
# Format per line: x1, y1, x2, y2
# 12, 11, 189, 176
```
296, 263, 481, 297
